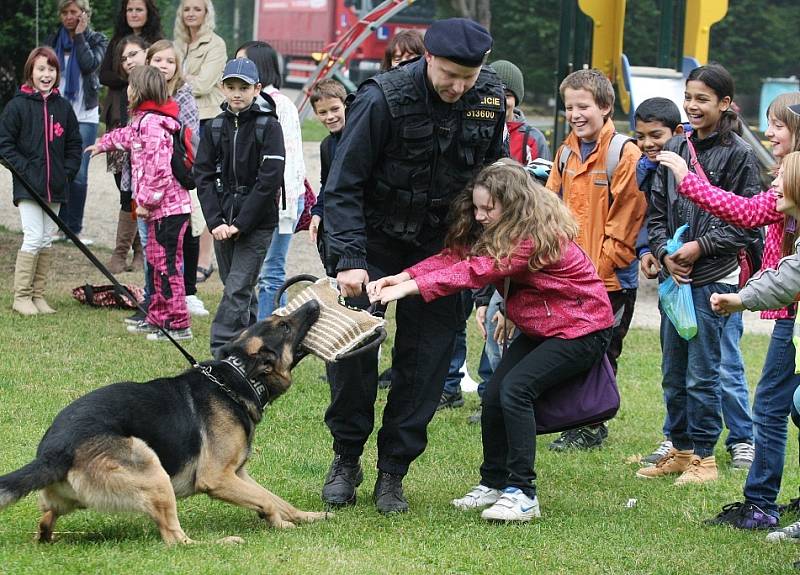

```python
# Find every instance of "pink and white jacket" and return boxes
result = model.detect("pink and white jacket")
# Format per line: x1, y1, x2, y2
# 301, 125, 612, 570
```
678, 171, 793, 319
96, 99, 192, 221
407, 240, 614, 340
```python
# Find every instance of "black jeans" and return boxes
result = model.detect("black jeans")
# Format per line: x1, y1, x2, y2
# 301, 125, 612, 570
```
606, 288, 637, 375
480, 328, 611, 498
325, 230, 465, 476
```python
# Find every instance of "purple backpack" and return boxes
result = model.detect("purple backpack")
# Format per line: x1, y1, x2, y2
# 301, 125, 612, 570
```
535, 354, 620, 435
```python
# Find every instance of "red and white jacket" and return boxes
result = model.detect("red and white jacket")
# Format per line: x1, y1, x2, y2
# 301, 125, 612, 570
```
96, 99, 191, 221
407, 240, 614, 340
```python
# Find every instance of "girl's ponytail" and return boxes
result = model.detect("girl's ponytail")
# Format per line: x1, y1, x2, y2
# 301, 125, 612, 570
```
718, 108, 742, 143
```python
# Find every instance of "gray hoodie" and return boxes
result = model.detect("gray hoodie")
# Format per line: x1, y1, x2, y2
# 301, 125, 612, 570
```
739, 236, 800, 311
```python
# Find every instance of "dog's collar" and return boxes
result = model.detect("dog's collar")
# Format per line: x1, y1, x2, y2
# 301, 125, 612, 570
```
199, 357, 271, 415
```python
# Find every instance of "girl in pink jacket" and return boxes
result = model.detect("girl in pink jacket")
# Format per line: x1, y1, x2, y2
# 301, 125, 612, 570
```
88, 66, 192, 341
368, 160, 614, 522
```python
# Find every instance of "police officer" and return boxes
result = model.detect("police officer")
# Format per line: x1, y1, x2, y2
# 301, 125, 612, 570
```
322, 18, 506, 514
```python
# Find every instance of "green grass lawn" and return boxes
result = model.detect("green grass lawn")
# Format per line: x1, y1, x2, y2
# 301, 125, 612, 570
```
0, 228, 798, 574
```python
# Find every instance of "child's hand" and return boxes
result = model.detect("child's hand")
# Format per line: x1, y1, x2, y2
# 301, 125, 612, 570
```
475, 305, 488, 339
309, 215, 321, 243
211, 224, 232, 241
493, 312, 516, 345
664, 254, 693, 284
710, 292, 744, 316
228, 225, 240, 239
656, 151, 689, 184
370, 280, 418, 305
367, 272, 412, 297
135, 205, 149, 219
671, 240, 702, 267
640, 252, 661, 279
85, 143, 101, 156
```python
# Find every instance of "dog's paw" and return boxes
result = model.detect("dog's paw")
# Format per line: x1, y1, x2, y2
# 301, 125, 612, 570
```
302, 510, 332, 523
216, 535, 245, 545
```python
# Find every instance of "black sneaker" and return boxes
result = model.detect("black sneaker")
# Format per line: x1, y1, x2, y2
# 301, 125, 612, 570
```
125, 308, 147, 325
374, 471, 408, 514
704, 501, 778, 529
779, 497, 800, 516
321, 454, 363, 507
437, 391, 465, 411
548, 423, 608, 451
377, 367, 392, 390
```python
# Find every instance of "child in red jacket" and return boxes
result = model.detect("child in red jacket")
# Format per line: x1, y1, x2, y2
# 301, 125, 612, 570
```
88, 65, 193, 340
368, 160, 613, 522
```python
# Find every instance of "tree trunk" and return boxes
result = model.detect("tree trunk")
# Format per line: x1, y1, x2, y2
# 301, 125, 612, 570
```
450, 0, 491, 29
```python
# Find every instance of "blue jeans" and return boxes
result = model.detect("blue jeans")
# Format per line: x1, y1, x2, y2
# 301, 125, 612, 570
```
472, 290, 511, 399
662, 311, 753, 446
58, 122, 97, 235
443, 291, 474, 395
256, 194, 304, 320
137, 217, 154, 301
661, 282, 735, 458
743, 318, 800, 515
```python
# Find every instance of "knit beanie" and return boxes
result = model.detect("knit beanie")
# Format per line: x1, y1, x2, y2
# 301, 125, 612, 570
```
492, 60, 524, 104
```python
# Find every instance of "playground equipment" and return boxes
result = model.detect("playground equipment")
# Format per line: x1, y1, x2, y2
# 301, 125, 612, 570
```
556, 0, 774, 171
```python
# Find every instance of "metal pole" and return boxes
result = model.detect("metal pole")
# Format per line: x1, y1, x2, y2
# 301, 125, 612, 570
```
657, 0, 674, 69
554, 0, 576, 151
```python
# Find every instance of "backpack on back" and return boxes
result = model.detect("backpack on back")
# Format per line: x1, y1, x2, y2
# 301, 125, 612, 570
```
557, 132, 635, 203
138, 112, 198, 190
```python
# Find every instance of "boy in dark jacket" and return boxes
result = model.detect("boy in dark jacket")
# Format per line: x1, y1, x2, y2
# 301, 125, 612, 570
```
194, 58, 286, 357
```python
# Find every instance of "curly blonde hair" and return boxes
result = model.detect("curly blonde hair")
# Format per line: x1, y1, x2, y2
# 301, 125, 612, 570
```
445, 159, 578, 271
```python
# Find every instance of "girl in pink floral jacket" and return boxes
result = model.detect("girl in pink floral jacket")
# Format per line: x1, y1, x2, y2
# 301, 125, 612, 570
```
368, 161, 613, 522
88, 65, 192, 341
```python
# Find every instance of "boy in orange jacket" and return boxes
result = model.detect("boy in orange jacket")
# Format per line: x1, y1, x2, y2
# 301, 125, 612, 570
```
546, 68, 646, 450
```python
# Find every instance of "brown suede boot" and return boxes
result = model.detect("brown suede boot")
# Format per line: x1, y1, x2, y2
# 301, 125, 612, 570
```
12, 250, 38, 315
108, 210, 137, 274
674, 455, 718, 485
129, 231, 144, 271
636, 448, 694, 479
31, 247, 56, 314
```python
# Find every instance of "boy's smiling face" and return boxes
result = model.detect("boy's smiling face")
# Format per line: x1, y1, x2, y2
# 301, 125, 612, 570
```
313, 96, 346, 134
563, 87, 610, 143
635, 120, 678, 162
222, 78, 261, 113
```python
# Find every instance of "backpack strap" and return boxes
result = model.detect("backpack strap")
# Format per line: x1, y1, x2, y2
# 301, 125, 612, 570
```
606, 133, 635, 185
557, 145, 571, 197
210, 116, 225, 149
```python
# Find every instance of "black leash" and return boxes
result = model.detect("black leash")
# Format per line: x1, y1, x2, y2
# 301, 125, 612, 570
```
0, 155, 199, 368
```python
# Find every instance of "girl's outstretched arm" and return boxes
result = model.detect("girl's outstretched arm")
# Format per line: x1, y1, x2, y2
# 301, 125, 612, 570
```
658, 151, 781, 228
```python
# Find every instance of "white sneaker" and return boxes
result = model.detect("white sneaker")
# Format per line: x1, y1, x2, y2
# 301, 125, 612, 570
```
766, 519, 800, 543
480, 487, 541, 522
147, 327, 193, 342
185, 295, 209, 316
452, 485, 502, 510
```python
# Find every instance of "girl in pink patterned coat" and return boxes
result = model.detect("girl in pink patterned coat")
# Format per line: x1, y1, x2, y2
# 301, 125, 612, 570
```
367, 160, 614, 523
88, 65, 192, 341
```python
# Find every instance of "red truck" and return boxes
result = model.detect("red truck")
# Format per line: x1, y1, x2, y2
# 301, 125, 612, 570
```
255, 0, 435, 86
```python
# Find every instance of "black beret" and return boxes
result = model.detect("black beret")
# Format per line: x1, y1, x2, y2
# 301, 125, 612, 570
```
424, 18, 492, 68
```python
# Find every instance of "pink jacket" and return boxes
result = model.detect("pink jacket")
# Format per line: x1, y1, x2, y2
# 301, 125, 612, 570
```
679, 172, 792, 319
96, 99, 191, 221
407, 240, 614, 340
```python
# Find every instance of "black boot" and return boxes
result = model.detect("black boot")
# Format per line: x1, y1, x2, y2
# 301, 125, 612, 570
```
322, 454, 363, 507
374, 471, 408, 514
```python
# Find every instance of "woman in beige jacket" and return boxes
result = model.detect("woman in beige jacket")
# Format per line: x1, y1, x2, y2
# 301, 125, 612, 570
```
173, 0, 227, 280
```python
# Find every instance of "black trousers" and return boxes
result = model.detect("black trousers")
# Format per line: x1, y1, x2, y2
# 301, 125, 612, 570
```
325, 231, 465, 476
606, 288, 637, 374
480, 328, 611, 498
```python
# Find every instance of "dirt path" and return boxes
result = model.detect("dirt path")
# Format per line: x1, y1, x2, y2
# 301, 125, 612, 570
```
0, 142, 771, 334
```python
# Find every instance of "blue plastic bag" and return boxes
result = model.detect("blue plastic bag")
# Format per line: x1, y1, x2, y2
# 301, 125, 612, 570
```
658, 224, 698, 340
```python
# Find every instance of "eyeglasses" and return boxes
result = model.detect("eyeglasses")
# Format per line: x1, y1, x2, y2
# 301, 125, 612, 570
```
121, 49, 143, 63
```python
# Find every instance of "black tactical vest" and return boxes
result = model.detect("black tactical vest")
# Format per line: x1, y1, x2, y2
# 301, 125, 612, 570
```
367, 58, 504, 243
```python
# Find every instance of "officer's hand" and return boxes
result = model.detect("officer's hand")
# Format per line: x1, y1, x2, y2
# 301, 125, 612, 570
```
337, 269, 369, 298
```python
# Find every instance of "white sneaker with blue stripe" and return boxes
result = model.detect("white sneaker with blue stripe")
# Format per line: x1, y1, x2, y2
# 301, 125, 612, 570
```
452, 485, 502, 510
480, 487, 541, 522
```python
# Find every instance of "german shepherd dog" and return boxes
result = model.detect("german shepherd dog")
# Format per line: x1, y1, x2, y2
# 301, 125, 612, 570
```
0, 300, 329, 544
